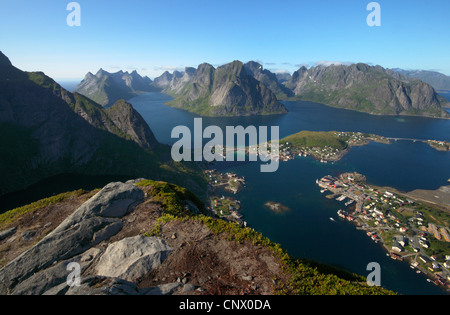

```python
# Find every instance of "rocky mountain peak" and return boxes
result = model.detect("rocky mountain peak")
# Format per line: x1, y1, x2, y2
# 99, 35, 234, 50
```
159, 60, 288, 116
105, 99, 159, 150
0, 51, 13, 68
285, 63, 449, 118
76, 68, 159, 107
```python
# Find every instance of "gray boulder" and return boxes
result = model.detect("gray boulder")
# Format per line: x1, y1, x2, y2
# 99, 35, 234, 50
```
13, 248, 101, 295
0, 181, 144, 294
95, 236, 173, 281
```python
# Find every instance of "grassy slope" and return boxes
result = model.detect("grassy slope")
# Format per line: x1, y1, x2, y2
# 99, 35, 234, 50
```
281, 131, 349, 150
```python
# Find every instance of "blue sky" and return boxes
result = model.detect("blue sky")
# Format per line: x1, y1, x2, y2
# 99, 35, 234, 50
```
1, 0, 449, 80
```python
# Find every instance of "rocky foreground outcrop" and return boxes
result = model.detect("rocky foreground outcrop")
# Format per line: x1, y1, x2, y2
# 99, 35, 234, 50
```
0, 180, 286, 295
0, 179, 393, 295
0, 181, 147, 294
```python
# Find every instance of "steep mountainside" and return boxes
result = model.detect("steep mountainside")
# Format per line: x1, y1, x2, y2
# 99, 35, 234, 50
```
104, 100, 158, 150
275, 72, 292, 84
160, 61, 288, 116
152, 70, 183, 90
391, 68, 450, 91
243, 61, 294, 99
285, 63, 449, 118
76, 69, 159, 107
0, 52, 205, 197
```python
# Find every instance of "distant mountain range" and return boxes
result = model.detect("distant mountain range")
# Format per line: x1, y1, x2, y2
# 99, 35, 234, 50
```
75, 60, 449, 118
390, 69, 450, 92
75, 69, 160, 107
0, 52, 205, 196
284, 63, 449, 118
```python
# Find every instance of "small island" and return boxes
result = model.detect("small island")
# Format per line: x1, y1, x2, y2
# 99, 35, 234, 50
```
424, 140, 450, 152
205, 169, 245, 194
279, 131, 390, 163
264, 201, 290, 214
204, 169, 246, 226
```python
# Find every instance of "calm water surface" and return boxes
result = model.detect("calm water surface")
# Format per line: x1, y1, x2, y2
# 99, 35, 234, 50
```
2, 92, 448, 295
130, 93, 450, 295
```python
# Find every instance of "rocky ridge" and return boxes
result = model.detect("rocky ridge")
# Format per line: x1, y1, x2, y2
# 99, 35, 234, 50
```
0, 179, 394, 295
0, 180, 282, 295
161, 61, 288, 116
76, 59, 448, 118
0, 52, 173, 196
284, 63, 449, 118
391, 68, 450, 92
75, 69, 159, 107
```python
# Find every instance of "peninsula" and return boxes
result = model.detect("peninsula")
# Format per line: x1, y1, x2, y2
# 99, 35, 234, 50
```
279, 131, 390, 163
317, 173, 450, 292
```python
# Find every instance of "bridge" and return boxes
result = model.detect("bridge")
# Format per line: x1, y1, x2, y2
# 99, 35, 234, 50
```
385, 137, 426, 143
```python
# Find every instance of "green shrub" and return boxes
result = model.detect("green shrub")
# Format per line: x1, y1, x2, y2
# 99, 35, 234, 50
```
0, 190, 86, 229
137, 179, 204, 216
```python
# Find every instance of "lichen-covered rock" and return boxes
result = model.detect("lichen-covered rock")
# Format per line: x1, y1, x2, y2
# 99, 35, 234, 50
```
0, 181, 144, 294
95, 236, 173, 281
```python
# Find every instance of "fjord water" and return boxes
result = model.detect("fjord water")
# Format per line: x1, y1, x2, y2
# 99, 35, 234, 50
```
130, 93, 450, 295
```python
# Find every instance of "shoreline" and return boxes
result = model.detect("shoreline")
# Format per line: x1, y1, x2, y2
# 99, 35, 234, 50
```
317, 173, 450, 293
282, 98, 450, 120
279, 131, 449, 164
279, 132, 392, 163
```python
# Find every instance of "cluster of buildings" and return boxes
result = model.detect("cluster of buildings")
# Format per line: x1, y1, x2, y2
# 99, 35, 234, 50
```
205, 169, 245, 194
205, 169, 246, 226
317, 173, 450, 291
280, 142, 340, 163
425, 139, 450, 151
279, 132, 390, 164
210, 195, 244, 222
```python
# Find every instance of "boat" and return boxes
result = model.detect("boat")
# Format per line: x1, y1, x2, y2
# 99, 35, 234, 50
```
330, 217, 336, 222
336, 195, 346, 202
320, 189, 327, 193
345, 200, 354, 206
337, 210, 346, 219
